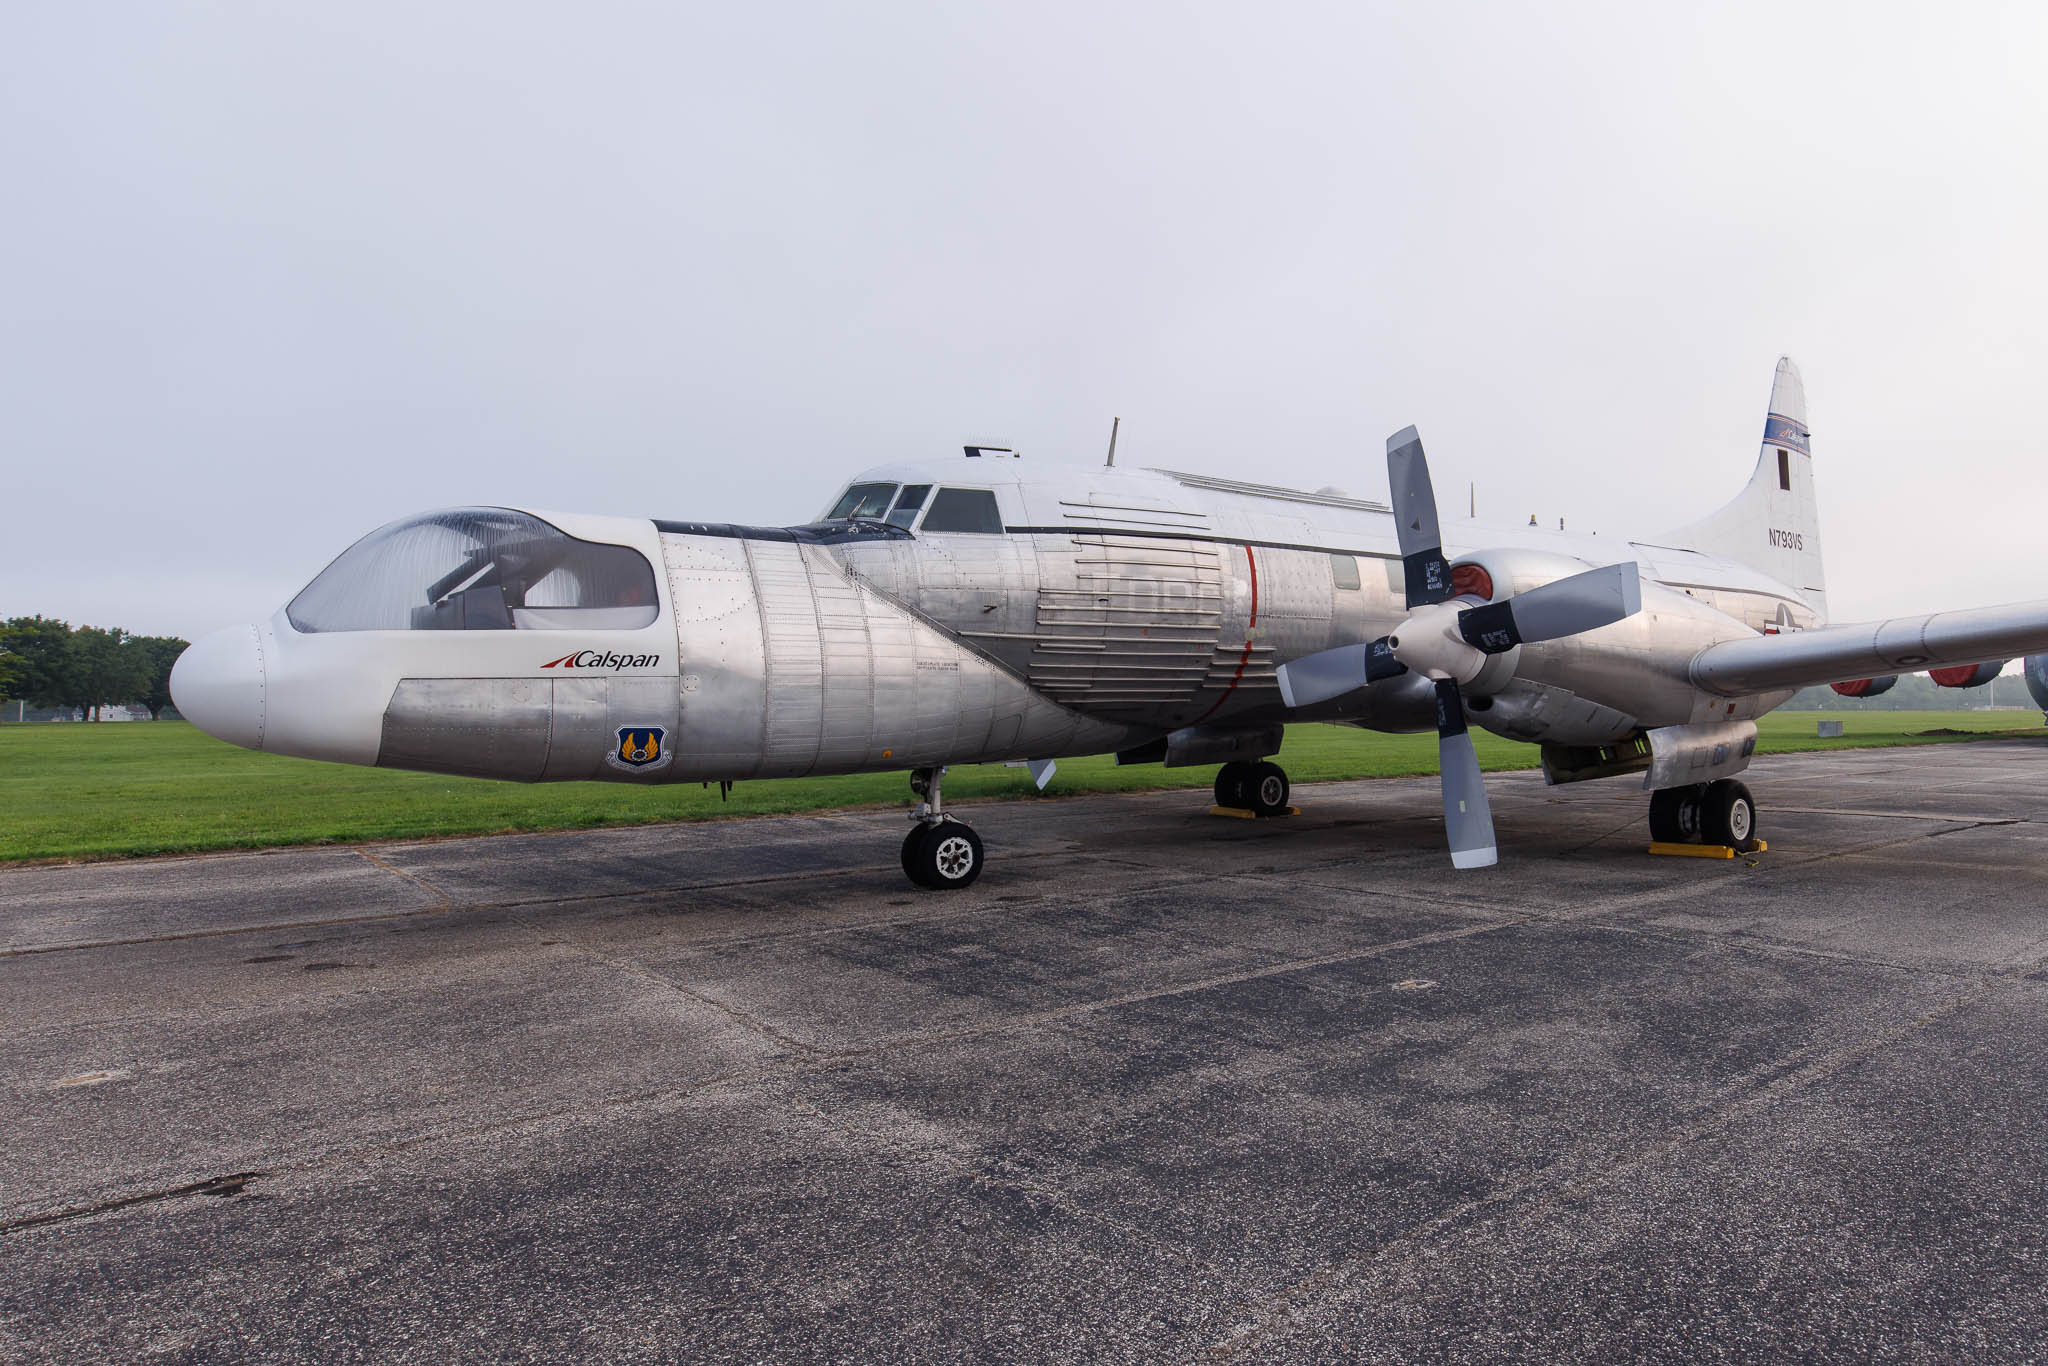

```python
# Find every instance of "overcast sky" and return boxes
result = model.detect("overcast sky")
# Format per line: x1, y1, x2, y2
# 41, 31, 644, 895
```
5, 2, 2044, 639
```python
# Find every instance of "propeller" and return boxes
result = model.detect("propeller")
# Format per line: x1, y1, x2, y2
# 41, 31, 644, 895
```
1274, 426, 1645, 869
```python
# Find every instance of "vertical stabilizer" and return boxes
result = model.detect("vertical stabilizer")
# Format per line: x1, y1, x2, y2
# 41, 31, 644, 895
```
1650, 357, 1827, 621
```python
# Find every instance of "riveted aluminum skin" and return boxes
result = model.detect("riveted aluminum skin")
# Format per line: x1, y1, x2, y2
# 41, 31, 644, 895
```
661, 531, 1138, 781
378, 676, 683, 782
1641, 720, 1760, 789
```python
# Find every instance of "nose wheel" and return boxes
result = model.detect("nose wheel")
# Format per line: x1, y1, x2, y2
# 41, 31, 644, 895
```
902, 766, 985, 889
901, 820, 985, 889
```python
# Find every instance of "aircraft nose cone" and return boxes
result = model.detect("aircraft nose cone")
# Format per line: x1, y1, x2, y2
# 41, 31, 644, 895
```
170, 625, 266, 751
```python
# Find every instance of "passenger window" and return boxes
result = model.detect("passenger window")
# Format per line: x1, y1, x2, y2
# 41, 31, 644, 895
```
1381, 558, 1405, 595
1331, 554, 1360, 590
920, 487, 1004, 534
887, 484, 932, 528
827, 482, 898, 520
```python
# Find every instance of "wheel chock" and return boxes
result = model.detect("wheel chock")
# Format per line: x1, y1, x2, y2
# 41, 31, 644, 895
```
1648, 839, 1767, 859
1207, 806, 1302, 820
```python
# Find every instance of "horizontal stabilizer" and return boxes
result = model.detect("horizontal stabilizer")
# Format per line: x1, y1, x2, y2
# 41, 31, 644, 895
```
1690, 599, 2048, 697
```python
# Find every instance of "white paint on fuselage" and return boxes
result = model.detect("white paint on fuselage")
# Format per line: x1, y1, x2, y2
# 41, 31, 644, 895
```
834, 458, 1822, 633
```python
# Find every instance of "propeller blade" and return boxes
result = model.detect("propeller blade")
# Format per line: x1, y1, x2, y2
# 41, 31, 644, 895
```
1432, 678, 1498, 869
1277, 643, 1371, 709
1364, 636, 1408, 683
1387, 426, 1453, 607
1457, 562, 1643, 654
1278, 635, 1417, 708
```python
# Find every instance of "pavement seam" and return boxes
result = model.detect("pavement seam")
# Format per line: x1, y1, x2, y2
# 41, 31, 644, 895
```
500, 908, 831, 1059
0, 844, 1127, 957
351, 848, 453, 906
0, 857, 1219, 970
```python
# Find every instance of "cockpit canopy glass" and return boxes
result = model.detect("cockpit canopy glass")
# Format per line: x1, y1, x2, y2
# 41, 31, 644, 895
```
286, 508, 660, 633
827, 482, 898, 520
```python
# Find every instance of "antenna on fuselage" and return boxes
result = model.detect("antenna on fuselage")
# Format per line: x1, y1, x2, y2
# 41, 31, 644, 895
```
963, 446, 1018, 459
1105, 416, 1120, 467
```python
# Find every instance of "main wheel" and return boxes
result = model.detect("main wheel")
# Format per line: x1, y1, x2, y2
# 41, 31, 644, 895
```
1701, 780, 1756, 848
1214, 761, 1253, 810
1245, 761, 1290, 817
904, 820, 984, 890
1648, 784, 1706, 842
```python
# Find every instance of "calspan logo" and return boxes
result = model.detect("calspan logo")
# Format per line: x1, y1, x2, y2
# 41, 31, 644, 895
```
541, 650, 663, 670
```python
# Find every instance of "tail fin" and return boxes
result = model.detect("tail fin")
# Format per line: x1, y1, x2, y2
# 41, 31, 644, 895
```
1651, 356, 1828, 621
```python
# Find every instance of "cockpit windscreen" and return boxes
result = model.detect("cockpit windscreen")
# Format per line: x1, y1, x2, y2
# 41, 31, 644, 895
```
827, 483, 897, 520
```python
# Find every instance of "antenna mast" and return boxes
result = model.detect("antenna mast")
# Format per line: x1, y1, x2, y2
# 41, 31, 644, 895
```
1105, 416, 1120, 467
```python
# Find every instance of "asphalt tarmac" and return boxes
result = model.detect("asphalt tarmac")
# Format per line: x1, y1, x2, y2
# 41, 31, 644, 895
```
5, 739, 2048, 1365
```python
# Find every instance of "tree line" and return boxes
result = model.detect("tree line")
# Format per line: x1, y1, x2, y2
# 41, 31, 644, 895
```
0, 617, 188, 720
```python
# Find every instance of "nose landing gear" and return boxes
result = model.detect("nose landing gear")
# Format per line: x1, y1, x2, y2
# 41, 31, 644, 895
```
901, 766, 985, 889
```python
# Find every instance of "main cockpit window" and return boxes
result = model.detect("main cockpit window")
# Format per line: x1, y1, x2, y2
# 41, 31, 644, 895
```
824, 482, 936, 527
887, 484, 932, 528
919, 487, 1004, 533
827, 483, 898, 520
286, 509, 660, 633
820, 481, 1001, 533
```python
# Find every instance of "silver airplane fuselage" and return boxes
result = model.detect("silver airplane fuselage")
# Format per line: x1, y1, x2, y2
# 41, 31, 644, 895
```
171, 458, 1810, 790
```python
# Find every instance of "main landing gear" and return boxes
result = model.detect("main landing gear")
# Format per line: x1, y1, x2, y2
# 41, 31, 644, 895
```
1214, 760, 1291, 818
1648, 779, 1758, 849
900, 766, 985, 890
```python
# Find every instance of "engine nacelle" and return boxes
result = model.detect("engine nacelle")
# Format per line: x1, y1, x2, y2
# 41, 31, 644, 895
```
1830, 675, 1898, 698
1928, 661, 2005, 689
2025, 655, 2048, 713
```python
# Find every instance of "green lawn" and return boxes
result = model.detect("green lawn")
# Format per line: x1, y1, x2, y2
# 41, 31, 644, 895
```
2, 711, 2040, 863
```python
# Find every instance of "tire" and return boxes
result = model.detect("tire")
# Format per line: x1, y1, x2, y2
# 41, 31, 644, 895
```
1245, 761, 1290, 817
1701, 780, 1756, 848
1648, 785, 1706, 842
1214, 761, 1252, 810
909, 820, 984, 890
901, 825, 935, 887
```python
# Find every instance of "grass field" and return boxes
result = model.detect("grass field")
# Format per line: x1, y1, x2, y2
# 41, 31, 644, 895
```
2, 712, 2042, 863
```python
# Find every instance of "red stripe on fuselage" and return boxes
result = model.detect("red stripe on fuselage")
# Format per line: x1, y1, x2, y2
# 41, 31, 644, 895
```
1193, 545, 1259, 723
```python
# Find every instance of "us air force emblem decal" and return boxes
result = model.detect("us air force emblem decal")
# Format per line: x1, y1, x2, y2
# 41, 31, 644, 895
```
607, 726, 671, 772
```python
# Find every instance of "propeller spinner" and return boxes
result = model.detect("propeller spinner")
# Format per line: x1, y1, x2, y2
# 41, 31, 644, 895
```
1275, 427, 1644, 869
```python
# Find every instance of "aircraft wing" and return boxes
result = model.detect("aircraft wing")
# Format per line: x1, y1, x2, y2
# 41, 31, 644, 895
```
1690, 599, 2048, 697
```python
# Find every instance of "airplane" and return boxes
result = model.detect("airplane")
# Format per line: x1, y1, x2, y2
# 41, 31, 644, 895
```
171, 357, 2048, 888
